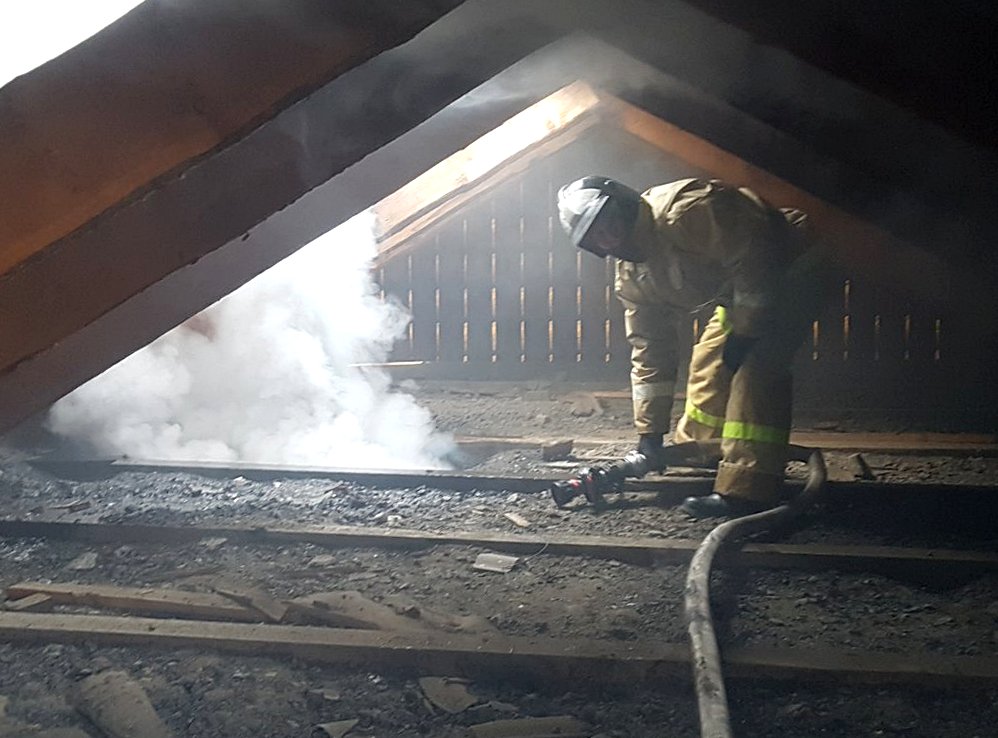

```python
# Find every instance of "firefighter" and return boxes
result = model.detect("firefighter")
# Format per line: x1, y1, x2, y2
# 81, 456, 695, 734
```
556, 176, 826, 517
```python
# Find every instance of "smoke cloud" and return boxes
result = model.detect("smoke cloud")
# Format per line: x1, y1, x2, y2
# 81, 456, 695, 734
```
48, 212, 454, 469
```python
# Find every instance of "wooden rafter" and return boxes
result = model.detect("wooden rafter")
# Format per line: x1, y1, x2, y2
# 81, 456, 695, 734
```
373, 81, 606, 264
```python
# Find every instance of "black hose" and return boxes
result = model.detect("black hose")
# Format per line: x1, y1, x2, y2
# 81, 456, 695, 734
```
684, 445, 827, 738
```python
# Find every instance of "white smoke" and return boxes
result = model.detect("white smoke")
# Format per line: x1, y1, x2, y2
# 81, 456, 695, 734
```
48, 211, 454, 469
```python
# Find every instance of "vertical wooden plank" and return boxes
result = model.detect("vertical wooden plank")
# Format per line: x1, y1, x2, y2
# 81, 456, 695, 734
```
578, 245, 609, 369
491, 179, 523, 367
798, 274, 848, 402
521, 163, 552, 365
408, 234, 437, 361
822, 276, 849, 364
842, 275, 875, 364
606, 258, 630, 375
435, 220, 465, 365
873, 286, 908, 367
548, 165, 580, 367
903, 298, 939, 367
870, 283, 910, 412
463, 200, 493, 367
378, 253, 412, 361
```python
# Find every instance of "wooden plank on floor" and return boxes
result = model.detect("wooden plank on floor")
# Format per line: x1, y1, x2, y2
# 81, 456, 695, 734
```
722, 645, 998, 686
0, 612, 997, 688
213, 585, 288, 623
4, 593, 53, 612
1, 520, 997, 580
5, 581, 261, 622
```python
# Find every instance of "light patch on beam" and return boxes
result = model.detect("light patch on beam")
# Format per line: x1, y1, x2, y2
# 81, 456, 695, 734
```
374, 81, 603, 258
0, 0, 144, 88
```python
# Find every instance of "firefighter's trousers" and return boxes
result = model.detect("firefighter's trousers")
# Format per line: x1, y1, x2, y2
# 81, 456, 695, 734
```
673, 305, 805, 503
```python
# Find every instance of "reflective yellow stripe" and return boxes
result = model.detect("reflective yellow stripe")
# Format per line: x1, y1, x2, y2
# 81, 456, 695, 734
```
685, 398, 724, 429
715, 305, 733, 335
722, 420, 790, 445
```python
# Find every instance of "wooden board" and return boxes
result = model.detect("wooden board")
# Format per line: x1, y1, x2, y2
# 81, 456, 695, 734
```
378, 254, 414, 360
2, 521, 998, 580
408, 236, 439, 362
463, 206, 494, 364
5, 593, 53, 612
491, 180, 525, 364
578, 242, 611, 364
520, 162, 554, 364
214, 584, 288, 623
1, 612, 997, 688
435, 221, 467, 364
288, 590, 430, 632
6, 581, 260, 622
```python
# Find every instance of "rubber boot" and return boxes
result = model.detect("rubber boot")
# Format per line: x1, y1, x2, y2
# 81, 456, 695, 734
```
680, 493, 769, 519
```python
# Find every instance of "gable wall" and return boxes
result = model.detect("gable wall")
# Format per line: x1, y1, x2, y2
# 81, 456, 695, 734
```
377, 130, 994, 429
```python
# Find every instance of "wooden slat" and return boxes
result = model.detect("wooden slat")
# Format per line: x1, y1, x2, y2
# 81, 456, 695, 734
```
214, 585, 288, 624
3, 520, 998, 580
843, 276, 874, 363
0, 612, 687, 686
435, 223, 466, 364
408, 236, 438, 361
521, 163, 554, 364
5, 593, 53, 612
2, 612, 998, 687
463, 207, 494, 364
578, 242, 611, 365
606, 282, 630, 370
379, 253, 413, 361
817, 277, 848, 365
491, 180, 524, 365
872, 284, 907, 366
6, 582, 260, 622
549, 191, 579, 365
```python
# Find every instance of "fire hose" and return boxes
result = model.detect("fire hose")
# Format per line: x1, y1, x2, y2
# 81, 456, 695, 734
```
549, 441, 827, 738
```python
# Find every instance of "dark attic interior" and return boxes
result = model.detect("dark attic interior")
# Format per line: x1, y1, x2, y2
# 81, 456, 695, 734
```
0, 2, 997, 737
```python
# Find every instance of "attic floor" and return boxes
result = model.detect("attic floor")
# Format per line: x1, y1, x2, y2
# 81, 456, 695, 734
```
0, 380, 995, 737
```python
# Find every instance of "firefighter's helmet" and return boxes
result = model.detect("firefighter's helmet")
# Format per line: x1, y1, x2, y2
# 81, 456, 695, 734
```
556, 176, 641, 254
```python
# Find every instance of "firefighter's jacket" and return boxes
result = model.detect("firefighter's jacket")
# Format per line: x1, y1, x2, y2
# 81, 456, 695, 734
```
615, 179, 809, 434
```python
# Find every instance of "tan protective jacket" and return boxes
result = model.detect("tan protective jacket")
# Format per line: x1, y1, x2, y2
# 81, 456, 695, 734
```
615, 179, 805, 434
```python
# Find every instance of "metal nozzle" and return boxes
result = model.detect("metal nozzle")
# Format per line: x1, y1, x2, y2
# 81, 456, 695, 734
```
548, 452, 652, 508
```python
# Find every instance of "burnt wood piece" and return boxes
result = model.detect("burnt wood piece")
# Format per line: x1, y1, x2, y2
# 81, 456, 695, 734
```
6, 582, 261, 622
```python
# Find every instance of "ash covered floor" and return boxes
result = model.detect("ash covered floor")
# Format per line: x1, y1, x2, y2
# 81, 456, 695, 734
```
0, 381, 996, 737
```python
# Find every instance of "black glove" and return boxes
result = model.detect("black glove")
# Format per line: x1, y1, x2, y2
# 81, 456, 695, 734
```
722, 333, 757, 373
637, 433, 667, 470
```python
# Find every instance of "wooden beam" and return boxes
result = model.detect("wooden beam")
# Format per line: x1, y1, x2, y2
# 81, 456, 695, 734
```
1, 0, 472, 276
6, 582, 261, 622
607, 98, 954, 301
0, 612, 996, 688
458, 431, 998, 455
4, 593, 53, 613
1, 519, 996, 580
